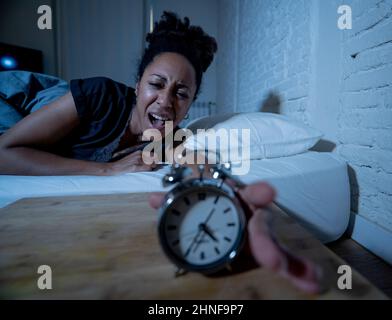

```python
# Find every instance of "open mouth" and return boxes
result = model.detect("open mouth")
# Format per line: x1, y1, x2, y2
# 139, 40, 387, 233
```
148, 112, 173, 130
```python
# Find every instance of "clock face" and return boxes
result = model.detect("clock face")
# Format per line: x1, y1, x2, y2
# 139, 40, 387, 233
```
159, 187, 245, 271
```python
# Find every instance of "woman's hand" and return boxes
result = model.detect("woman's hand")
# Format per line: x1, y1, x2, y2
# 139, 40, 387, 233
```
237, 182, 320, 294
148, 181, 320, 294
108, 150, 159, 175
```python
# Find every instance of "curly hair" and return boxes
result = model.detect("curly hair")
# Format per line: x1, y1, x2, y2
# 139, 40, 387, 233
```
137, 11, 218, 99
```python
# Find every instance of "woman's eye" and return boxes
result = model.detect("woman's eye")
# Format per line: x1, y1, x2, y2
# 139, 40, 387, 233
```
177, 92, 189, 99
150, 82, 163, 88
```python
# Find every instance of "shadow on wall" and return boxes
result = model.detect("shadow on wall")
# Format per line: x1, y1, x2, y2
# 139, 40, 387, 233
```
260, 91, 281, 114
345, 165, 359, 238
347, 165, 359, 213
260, 91, 337, 153
311, 140, 336, 153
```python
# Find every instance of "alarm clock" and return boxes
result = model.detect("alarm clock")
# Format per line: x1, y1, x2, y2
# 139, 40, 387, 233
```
157, 163, 249, 275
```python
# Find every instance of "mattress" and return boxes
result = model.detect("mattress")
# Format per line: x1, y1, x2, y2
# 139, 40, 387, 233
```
0, 151, 350, 243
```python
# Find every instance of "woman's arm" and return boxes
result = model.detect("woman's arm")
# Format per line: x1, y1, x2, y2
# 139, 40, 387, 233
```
0, 92, 154, 176
0, 92, 106, 175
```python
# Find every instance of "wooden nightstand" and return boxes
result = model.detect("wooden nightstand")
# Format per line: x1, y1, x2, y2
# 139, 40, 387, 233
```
0, 193, 387, 299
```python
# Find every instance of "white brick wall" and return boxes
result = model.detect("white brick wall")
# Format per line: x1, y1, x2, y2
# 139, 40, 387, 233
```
338, 0, 392, 232
217, 0, 392, 234
216, 0, 239, 114
217, 0, 313, 124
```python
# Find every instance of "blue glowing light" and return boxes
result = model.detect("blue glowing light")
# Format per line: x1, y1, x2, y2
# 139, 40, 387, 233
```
0, 56, 18, 69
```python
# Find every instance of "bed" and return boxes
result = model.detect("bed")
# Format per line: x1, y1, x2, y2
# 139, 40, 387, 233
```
0, 151, 350, 243
0, 72, 350, 244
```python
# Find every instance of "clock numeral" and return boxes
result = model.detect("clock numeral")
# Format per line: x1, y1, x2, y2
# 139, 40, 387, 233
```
171, 209, 181, 216
224, 236, 232, 243
223, 207, 231, 214
214, 195, 220, 204
200, 251, 205, 260
167, 225, 177, 231
214, 247, 220, 255
198, 192, 206, 201
184, 196, 191, 206
227, 223, 236, 227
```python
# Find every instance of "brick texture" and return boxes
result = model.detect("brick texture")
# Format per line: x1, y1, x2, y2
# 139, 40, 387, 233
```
217, 0, 313, 124
217, 0, 392, 232
338, 0, 392, 231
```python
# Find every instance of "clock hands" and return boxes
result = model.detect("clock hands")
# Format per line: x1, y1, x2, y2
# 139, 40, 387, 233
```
184, 223, 204, 257
160, 163, 248, 274
192, 223, 219, 254
204, 207, 216, 224
184, 208, 216, 257
191, 208, 221, 255
192, 228, 207, 253
200, 223, 219, 242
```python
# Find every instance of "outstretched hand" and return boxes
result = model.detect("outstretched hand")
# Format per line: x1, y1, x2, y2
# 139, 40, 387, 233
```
149, 181, 320, 294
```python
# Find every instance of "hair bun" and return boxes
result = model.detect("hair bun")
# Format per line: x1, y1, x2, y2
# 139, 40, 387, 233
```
146, 11, 217, 72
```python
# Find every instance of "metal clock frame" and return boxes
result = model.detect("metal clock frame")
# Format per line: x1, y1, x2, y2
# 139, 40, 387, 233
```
157, 166, 248, 275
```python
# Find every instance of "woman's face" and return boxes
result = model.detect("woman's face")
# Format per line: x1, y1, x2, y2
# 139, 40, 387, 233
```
131, 52, 197, 138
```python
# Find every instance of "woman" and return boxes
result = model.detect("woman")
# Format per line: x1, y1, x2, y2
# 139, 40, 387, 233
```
0, 11, 217, 175
0, 11, 320, 293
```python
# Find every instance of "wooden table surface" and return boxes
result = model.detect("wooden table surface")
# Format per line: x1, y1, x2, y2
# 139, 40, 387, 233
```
0, 193, 387, 300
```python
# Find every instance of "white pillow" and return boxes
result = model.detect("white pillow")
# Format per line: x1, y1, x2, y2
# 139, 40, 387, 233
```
183, 112, 323, 160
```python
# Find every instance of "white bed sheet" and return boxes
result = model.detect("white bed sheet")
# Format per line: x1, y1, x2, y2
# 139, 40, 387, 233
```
0, 151, 350, 243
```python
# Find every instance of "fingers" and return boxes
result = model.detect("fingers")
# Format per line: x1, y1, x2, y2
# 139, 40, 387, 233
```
248, 209, 320, 294
239, 182, 276, 209
119, 150, 160, 172
148, 192, 166, 209
122, 150, 154, 162
141, 150, 160, 165
248, 209, 283, 271
280, 248, 321, 294
131, 162, 157, 172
